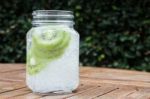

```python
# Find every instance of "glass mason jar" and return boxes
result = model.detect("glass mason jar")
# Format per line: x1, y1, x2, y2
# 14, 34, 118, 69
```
26, 10, 79, 94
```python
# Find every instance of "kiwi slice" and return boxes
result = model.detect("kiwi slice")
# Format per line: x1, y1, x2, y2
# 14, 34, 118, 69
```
27, 28, 71, 75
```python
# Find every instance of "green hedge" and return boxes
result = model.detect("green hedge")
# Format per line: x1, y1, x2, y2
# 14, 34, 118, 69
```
0, 0, 150, 71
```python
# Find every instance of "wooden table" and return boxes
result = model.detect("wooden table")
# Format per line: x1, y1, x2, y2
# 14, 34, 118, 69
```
0, 64, 150, 99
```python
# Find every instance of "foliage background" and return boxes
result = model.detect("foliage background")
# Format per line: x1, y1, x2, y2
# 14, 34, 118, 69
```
0, 0, 150, 71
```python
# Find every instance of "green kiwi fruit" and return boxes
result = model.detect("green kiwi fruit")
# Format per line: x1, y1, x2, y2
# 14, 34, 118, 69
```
27, 27, 71, 75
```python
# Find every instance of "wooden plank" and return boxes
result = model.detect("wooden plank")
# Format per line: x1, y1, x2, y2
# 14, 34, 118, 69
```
0, 69, 25, 82
95, 86, 138, 99
139, 94, 150, 99
80, 67, 150, 83
65, 84, 118, 99
0, 81, 25, 93
0, 64, 25, 73
12, 93, 42, 99
124, 87, 150, 99
0, 87, 31, 98
80, 77, 150, 88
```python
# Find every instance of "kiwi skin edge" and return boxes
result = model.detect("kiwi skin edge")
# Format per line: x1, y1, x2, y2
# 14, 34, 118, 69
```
27, 29, 71, 75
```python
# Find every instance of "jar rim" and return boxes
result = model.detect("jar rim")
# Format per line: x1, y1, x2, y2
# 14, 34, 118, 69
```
32, 10, 73, 18
32, 10, 74, 26
33, 10, 73, 14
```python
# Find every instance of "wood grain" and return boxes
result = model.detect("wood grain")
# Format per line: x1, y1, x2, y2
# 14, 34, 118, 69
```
0, 64, 149, 99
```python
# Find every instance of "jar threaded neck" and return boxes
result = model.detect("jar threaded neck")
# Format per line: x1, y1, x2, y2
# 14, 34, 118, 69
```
32, 10, 74, 26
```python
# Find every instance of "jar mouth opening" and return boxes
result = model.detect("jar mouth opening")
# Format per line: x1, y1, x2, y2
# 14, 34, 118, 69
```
32, 10, 74, 26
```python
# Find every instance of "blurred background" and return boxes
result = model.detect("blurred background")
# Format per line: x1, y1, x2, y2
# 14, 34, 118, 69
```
0, 0, 150, 71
